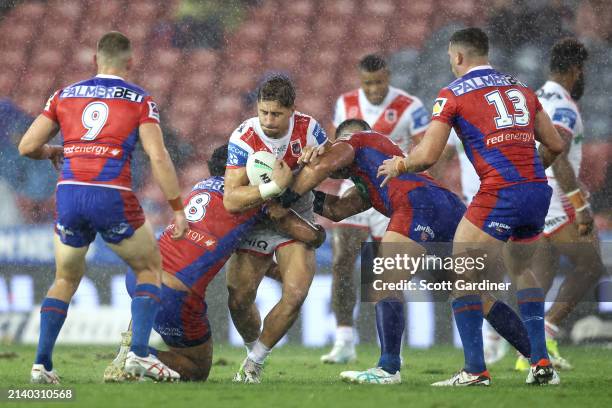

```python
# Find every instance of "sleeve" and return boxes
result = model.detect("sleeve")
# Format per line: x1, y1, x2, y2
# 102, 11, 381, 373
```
406, 97, 431, 135
307, 118, 329, 147
550, 105, 578, 135
430, 88, 457, 126
139, 95, 161, 125
332, 96, 345, 128
226, 125, 254, 168
41, 90, 61, 122
533, 93, 543, 114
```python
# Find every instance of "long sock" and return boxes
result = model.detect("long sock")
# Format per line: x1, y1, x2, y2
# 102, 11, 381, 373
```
130, 283, 161, 357
248, 340, 271, 365
375, 298, 404, 374
485, 300, 531, 358
148, 346, 158, 357
35, 298, 69, 371
245, 340, 257, 354
517, 288, 549, 364
452, 295, 486, 374
336, 326, 354, 345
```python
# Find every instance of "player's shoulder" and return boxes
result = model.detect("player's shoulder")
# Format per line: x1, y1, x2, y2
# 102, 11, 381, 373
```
339, 88, 360, 100
230, 117, 258, 139
536, 81, 574, 108
192, 176, 225, 194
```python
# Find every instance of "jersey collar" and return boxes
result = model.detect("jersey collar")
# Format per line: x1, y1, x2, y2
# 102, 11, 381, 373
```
255, 112, 295, 142
466, 65, 493, 73
95, 74, 124, 80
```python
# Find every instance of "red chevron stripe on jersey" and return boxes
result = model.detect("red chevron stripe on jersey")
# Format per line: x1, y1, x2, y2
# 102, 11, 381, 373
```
371, 94, 413, 135
343, 90, 362, 120
343, 90, 414, 136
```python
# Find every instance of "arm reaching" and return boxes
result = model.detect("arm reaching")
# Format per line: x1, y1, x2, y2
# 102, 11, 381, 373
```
312, 186, 371, 222
139, 122, 188, 239
276, 142, 355, 208
377, 121, 451, 186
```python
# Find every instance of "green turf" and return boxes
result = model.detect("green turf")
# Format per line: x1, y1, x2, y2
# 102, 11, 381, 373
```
1, 344, 611, 408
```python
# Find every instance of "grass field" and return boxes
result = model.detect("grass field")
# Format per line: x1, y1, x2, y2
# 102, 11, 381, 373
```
1, 344, 611, 408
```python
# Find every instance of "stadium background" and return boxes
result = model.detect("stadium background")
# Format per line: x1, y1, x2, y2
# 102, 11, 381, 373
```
0, 0, 610, 349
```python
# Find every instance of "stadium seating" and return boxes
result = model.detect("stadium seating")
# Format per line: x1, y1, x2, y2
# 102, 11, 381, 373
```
0, 0, 609, 225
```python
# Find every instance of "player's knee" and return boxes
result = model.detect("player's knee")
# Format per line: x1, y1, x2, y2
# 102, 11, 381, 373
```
281, 285, 309, 310
227, 287, 256, 311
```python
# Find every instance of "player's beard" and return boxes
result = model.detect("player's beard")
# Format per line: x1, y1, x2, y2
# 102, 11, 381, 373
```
571, 72, 585, 100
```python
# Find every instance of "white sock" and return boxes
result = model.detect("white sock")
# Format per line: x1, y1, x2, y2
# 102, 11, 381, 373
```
244, 340, 257, 354
335, 326, 354, 345
247, 340, 271, 365
544, 320, 559, 340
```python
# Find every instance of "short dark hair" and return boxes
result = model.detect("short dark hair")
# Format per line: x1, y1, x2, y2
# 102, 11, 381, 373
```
97, 31, 131, 58
550, 38, 588, 74
358, 54, 387, 72
335, 119, 371, 138
450, 27, 489, 57
257, 75, 296, 108
208, 144, 228, 177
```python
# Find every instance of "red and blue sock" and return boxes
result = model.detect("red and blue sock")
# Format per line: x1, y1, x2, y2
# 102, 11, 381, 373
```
485, 300, 531, 358
517, 288, 549, 365
375, 298, 404, 374
35, 297, 69, 371
130, 283, 160, 358
452, 295, 486, 374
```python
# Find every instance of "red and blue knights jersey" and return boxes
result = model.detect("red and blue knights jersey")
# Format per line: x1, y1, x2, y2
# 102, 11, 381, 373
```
158, 177, 261, 298
431, 65, 546, 191
42, 74, 161, 191
337, 131, 441, 216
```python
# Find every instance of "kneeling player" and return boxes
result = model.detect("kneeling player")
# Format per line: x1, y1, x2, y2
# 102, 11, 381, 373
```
273, 119, 533, 384
105, 145, 325, 381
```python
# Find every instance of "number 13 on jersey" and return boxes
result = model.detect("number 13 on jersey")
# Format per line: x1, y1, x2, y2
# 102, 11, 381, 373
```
485, 88, 530, 129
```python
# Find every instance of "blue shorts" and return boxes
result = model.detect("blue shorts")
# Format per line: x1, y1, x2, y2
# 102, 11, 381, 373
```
466, 182, 552, 242
55, 184, 145, 247
387, 186, 466, 243
126, 270, 211, 348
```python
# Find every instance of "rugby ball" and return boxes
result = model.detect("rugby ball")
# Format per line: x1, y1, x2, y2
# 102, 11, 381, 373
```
246, 150, 277, 186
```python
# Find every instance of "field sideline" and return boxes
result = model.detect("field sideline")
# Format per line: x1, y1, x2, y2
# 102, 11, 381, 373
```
1, 344, 611, 407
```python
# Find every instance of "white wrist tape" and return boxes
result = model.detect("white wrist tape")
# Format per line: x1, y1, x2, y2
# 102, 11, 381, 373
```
259, 181, 282, 199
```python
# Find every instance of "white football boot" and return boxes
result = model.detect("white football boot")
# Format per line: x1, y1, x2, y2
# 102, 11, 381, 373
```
431, 370, 491, 386
526, 360, 560, 385
233, 357, 264, 384
321, 342, 357, 364
30, 364, 60, 384
124, 351, 180, 382
340, 367, 401, 385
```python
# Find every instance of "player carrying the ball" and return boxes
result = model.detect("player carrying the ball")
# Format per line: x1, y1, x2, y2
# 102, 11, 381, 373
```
223, 75, 329, 383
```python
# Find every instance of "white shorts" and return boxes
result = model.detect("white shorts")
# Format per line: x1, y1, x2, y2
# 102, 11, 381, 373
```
543, 179, 575, 236
237, 191, 315, 256
333, 180, 389, 239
